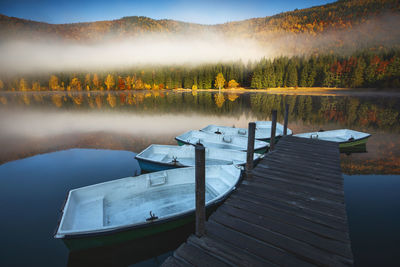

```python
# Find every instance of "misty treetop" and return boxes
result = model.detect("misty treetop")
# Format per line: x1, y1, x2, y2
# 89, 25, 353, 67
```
1, 49, 400, 91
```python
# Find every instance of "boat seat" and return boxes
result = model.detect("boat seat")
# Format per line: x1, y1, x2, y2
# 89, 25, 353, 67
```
152, 154, 169, 162
69, 197, 104, 230
147, 171, 168, 187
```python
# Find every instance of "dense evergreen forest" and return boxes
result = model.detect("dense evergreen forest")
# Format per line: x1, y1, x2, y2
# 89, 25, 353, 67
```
1, 49, 399, 91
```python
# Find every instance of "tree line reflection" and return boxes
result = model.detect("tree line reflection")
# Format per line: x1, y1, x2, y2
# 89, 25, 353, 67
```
1, 91, 399, 132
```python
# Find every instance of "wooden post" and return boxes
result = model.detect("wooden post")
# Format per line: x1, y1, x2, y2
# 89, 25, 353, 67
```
270, 110, 277, 151
284, 103, 289, 136
246, 122, 256, 179
195, 144, 206, 237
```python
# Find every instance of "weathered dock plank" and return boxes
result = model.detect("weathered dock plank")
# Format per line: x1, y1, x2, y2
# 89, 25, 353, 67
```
162, 136, 353, 266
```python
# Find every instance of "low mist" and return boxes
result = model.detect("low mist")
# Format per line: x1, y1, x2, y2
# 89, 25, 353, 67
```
0, 109, 256, 138
0, 33, 265, 74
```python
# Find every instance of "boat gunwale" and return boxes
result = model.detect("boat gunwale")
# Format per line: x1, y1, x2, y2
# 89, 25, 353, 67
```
201, 123, 293, 138
60, 196, 227, 240
134, 144, 186, 167
294, 130, 371, 144
174, 134, 269, 151
135, 144, 260, 167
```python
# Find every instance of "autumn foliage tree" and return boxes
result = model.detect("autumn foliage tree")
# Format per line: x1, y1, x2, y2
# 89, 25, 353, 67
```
228, 79, 239, 88
70, 77, 82, 91
214, 73, 225, 90
105, 74, 115, 90
49, 75, 60, 91
92, 74, 100, 90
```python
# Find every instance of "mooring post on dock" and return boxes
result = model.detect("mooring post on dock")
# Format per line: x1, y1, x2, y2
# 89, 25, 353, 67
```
246, 122, 256, 179
195, 144, 206, 237
270, 110, 277, 151
284, 104, 289, 136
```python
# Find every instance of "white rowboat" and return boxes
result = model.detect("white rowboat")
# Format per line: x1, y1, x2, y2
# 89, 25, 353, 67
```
294, 129, 371, 148
175, 130, 269, 153
135, 144, 262, 172
54, 165, 241, 250
201, 121, 292, 141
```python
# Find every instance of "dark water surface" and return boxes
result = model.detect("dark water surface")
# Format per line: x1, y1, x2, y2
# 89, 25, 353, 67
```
0, 149, 141, 266
344, 175, 400, 267
0, 90, 399, 266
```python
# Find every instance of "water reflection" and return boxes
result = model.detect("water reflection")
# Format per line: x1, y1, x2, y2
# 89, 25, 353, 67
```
0, 90, 399, 174
0, 149, 140, 267
0, 91, 399, 266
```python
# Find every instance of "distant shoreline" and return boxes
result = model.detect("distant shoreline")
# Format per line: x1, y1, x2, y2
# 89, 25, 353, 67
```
1, 87, 399, 96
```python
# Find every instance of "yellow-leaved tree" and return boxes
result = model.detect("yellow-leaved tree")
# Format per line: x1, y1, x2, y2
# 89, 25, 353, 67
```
70, 78, 82, 91
92, 74, 100, 90
19, 78, 29, 91
214, 73, 225, 90
105, 74, 115, 90
32, 81, 40, 91
84, 74, 91, 90
0, 79, 4, 90
49, 75, 60, 91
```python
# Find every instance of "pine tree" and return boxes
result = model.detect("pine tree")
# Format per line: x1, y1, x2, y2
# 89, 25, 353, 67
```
299, 63, 310, 87
350, 57, 366, 88
263, 62, 276, 88
285, 61, 298, 87
274, 61, 284, 87
251, 67, 262, 89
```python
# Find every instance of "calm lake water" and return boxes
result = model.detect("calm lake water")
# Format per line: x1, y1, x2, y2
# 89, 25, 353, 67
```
0, 90, 399, 266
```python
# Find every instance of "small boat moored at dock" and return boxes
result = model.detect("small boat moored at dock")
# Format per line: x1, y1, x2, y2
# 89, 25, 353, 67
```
294, 129, 371, 147
135, 144, 262, 172
175, 130, 269, 154
54, 165, 241, 251
201, 121, 292, 142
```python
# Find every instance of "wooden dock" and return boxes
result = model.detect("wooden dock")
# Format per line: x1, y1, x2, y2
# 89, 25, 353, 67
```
162, 136, 354, 266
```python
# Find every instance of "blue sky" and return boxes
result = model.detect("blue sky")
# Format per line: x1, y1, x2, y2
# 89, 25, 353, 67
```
0, 0, 336, 24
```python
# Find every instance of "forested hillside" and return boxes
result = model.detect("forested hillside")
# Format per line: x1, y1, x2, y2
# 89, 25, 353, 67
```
0, 0, 399, 90
1, 0, 399, 42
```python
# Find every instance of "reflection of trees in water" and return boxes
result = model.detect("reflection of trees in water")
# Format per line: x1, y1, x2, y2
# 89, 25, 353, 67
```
214, 93, 225, 108
95, 95, 102, 108
0, 91, 399, 132
21, 94, 30, 105
227, 93, 239, 102
0, 131, 177, 166
0, 96, 7, 105
106, 93, 117, 108
250, 94, 400, 132
52, 94, 63, 107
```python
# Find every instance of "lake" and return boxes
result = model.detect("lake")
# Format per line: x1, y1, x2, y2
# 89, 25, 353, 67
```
0, 90, 399, 266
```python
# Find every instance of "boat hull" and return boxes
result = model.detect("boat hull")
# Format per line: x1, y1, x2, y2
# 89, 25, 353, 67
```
137, 158, 180, 173
61, 202, 219, 251
339, 136, 370, 148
